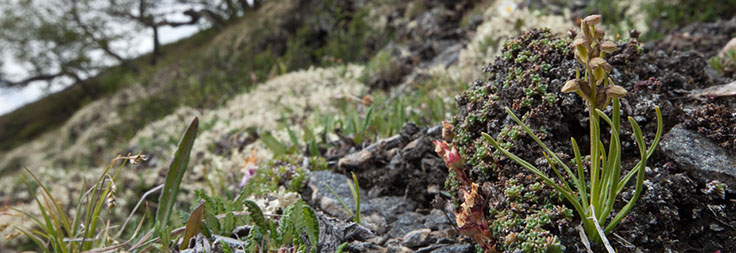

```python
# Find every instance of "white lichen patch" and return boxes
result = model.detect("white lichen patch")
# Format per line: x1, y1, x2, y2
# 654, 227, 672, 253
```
456, 0, 572, 81
246, 186, 301, 215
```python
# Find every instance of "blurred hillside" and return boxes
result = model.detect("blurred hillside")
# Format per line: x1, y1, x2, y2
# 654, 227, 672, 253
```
2, 0, 735, 251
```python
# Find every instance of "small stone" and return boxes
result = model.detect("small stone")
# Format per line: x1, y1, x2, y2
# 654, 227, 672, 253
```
428, 229, 458, 244
423, 209, 453, 230
429, 244, 474, 253
344, 222, 376, 241
402, 228, 431, 248
416, 244, 444, 253
427, 184, 440, 194
385, 238, 415, 253
363, 197, 418, 224
718, 38, 736, 59
362, 213, 388, 235
306, 170, 365, 219
388, 212, 426, 238
660, 124, 736, 187
710, 223, 725, 232
348, 241, 387, 253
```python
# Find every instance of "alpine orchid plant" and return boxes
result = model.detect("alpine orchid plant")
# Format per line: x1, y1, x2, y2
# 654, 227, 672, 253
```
481, 14, 664, 243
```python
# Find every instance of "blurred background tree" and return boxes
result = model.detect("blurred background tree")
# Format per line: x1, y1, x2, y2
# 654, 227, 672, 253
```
0, 0, 263, 92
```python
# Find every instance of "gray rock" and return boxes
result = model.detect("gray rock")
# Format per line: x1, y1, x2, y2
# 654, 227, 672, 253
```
429, 244, 474, 253
338, 135, 401, 171
385, 238, 415, 253
402, 228, 431, 248
430, 43, 462, 68
416, 244, 444, 253
363, 196, 418, 224
389, 212, 426, 238
362, 212, 388, 235
212, 235, 246, 250
660, 124, 736, 188
348, 241, 387, 252
192, 234, 211, 253
316, 211, 374, 252
423, 209, 453, 230
306, 170, 366, 219
344, 222, 376, 241
427, 229, 458, 245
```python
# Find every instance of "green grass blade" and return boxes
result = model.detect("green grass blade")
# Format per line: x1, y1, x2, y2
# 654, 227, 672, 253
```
15, 227, 51, 253
322, 181, 353, 217
482, 133, 586, 219
286, 123, 300, 148
571, 137, 589, 209
156, 117, 199, 232
352, 173, 361, 224
20, 175, 63, 251
260, 131, 286, 157
23, 168, 72, 238
604, 116, 649, 233
589, 113, 602, 214
70, 179, 88, 239
503, 107, 581, 189
616, 107, 663, 194
543, 152, 572, 192
347, 172, 361, 224
595, 109, 622, 223
362, 106, 374, 134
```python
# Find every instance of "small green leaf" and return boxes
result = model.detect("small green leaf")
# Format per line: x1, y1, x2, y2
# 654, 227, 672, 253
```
288, 200, 319, 251
156, 117, 199, 232
336, 242, 349, 253
180, 199, 206, 250
244, 200, 267, 228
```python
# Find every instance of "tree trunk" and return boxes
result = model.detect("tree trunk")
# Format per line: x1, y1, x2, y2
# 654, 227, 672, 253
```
74, 76, 98, 97
151, 25, 161, 65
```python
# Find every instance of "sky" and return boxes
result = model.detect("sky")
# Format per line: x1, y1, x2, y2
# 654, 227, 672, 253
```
0, 17, 201, 115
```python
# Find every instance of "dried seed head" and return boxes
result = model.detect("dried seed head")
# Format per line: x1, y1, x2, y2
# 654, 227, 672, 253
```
442, 121, 455, 141
5, 232, 21, 240
629, 29, 641, 40
106, 192, 117, 210
584, 15, 602, 26
605, 85, 628, 98
362, 95, 374, 106
561, 79, 580, 93
599, 41, 617, 54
